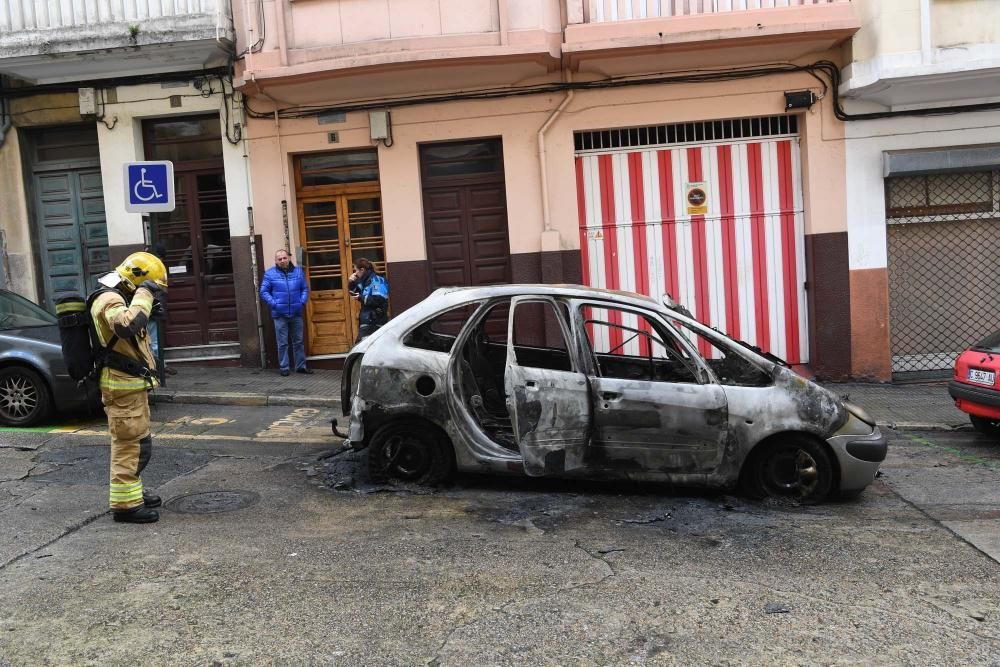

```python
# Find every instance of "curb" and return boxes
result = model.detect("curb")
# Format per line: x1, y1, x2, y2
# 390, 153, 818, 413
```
878, 421, 967, 432
153, 392, 339, 410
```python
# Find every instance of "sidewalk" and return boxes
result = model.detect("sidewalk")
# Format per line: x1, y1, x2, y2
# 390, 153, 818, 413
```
152, 365, 968, 430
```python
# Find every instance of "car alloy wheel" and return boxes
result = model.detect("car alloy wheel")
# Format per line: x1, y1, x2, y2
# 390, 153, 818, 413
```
0, 366, 51, 427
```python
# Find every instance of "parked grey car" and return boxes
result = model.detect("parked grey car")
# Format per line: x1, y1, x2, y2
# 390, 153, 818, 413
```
0, 290, 99, 426
339, 285, 886, 503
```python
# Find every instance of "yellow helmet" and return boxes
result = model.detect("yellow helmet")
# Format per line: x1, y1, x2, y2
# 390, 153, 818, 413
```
115, 252, 168, 292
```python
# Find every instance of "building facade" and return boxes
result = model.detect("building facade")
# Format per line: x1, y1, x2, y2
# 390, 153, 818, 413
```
236, 0, 861, 375
0, 1, 261, 366
841, 0, 1000, 381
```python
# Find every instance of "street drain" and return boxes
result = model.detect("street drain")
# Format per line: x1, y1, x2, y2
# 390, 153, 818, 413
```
165, 490, 260, 514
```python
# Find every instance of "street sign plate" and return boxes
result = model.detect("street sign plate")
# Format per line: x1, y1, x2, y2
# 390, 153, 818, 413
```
123, 161, 175, 213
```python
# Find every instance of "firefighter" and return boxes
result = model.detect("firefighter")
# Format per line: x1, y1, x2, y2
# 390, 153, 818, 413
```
91, 252, 167, 524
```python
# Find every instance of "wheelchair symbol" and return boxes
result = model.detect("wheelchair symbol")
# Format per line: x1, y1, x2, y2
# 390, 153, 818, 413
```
133, 168, 162, 202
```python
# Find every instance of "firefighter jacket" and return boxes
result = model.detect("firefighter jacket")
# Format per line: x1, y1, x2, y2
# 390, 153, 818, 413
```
90, 287, 159, 392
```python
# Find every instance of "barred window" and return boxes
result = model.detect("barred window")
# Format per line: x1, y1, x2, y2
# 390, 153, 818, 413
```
886, 171, 993, 219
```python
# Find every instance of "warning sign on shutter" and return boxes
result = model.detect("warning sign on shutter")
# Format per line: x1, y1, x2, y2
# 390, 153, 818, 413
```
686, 182, 709, 216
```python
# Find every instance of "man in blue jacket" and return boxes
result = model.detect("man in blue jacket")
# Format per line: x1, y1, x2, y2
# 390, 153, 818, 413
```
260, 249, 313, 376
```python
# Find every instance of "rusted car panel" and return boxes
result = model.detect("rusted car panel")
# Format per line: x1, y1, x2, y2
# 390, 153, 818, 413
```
341, 285, 886, 502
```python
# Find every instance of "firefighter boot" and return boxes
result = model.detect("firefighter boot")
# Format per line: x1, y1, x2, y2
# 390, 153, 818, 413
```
113, 506, 160, 524
143, 492, 162, 508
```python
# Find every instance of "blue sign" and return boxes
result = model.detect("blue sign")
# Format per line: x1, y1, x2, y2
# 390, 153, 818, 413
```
123, 161, 175, 213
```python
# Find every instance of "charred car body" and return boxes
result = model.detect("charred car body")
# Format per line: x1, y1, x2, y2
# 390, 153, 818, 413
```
339, 285, 886, 503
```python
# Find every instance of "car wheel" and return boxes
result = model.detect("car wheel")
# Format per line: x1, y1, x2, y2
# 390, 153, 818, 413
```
969, 415, 1000, 438
368, 420, 454, 485
741, 435, 834, 504
0, 366, 52, 427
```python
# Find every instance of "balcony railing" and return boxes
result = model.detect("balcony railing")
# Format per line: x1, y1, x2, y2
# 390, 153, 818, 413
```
0, 0, 230, 33
586, 0, 849, 23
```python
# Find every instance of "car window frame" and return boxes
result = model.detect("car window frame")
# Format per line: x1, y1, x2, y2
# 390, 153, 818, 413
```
506, 296, 578, 373
661, 309, 777, 387
570, 299, 713, 385
401, 299, 487, 355
0, 291, 58, 330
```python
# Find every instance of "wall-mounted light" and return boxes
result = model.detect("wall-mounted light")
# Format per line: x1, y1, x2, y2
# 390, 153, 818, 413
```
784, 90, 816, 111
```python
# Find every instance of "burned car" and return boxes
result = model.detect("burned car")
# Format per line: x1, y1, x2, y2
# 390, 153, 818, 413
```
338, 285, 886, 503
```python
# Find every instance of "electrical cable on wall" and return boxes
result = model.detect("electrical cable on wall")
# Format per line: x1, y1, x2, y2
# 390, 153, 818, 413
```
242, 60, 1000, 124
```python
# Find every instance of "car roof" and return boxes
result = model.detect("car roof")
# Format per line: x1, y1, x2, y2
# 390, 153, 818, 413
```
423, 284, 660, 308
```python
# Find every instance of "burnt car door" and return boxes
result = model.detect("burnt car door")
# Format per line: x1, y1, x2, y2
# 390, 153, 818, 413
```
503, 296, 592, 476
575, 301, 728, 473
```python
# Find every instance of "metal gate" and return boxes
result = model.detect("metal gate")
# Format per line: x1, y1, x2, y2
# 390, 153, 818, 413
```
886, 169, 1000, 378
574, 116, 808, 363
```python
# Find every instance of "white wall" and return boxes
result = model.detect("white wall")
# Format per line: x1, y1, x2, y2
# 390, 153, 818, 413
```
96, 81, 250, 247
844, 109, 1000, 271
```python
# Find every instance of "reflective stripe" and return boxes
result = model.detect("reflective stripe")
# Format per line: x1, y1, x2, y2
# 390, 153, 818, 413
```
99, 369, 158, 391
55, 301, 85, 314
109, 480, 144, 503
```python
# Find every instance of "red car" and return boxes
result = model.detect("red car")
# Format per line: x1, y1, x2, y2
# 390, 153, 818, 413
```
949, 331, 1000, 437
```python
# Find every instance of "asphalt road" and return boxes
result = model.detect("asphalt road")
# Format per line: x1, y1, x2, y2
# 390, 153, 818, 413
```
0, 404, 998, 665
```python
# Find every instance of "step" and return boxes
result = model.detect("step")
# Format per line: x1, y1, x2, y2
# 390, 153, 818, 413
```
163, 342, 242, 363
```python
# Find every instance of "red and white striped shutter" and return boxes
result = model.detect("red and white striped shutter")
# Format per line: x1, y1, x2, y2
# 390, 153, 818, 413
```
575, 134, 808, 364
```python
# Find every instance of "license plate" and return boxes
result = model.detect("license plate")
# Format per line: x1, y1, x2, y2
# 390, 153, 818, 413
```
968, 368, 996, 386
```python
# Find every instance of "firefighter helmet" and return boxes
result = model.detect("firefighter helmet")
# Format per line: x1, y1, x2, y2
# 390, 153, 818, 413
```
115, 252, 168, 292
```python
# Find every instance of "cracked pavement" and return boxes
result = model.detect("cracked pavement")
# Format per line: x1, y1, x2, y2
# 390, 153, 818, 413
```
0, 405, 998, 665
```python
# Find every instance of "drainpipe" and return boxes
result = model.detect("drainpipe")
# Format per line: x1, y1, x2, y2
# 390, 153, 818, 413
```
497, 0, 509, 46
0, 91, 11, 148
275, 0, 289, 66
239, 96, 267, 368
920, 0, 932, 64
538, 72, 574, 234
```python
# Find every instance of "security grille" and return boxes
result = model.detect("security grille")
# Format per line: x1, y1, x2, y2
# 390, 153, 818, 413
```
574, 115, 798, 153
885, 169, 1000, 379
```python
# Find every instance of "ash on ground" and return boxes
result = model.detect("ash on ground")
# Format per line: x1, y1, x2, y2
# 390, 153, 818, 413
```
300, 446, 436, 496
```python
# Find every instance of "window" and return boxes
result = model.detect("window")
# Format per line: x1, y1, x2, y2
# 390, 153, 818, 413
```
404, 302, 483, 353
298, 150, 379, 187
672, 321, 773, 387
511, 301, 572, 372
580, 304, 699, 383
0, 292, 56, 330
886, 171, 993, 218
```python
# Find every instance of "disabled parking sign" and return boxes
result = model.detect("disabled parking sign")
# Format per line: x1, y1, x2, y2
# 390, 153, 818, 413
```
123, 161, 175, 213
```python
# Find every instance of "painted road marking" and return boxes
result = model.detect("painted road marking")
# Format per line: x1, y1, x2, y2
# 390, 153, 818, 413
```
64, 428, 337, 445
256, 407, 329, 439
904, 434, 1000, 470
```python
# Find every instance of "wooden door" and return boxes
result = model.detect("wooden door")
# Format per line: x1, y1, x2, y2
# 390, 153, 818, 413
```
143, 115, 236, 348
33, 168, 110, 308
150, 169, 237, 346
420, 139, 511, 289
29, 125, 109, 309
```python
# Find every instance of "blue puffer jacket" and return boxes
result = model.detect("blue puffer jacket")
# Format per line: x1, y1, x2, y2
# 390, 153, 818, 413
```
260, 263, 309, 318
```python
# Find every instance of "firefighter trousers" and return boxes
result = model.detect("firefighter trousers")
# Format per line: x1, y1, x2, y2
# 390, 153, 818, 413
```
102, 388, 153, 510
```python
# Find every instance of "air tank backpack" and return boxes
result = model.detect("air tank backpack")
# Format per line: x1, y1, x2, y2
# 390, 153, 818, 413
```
56, 290, 153, 385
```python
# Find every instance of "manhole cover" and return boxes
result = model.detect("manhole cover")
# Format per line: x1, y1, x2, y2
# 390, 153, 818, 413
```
165, 490, 260, 514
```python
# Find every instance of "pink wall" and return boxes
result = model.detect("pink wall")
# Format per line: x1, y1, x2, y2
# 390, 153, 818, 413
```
245, 54, 848, 268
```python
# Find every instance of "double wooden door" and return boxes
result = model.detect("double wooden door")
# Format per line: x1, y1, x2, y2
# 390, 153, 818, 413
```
150, 169, 237, 347
298, 188, 386, 354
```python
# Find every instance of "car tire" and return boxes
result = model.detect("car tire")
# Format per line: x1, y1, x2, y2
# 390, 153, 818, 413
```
740, 435, 834, 505
969, 415, 1000, 439
0, 366, 52, 427
367, 420, 455, 485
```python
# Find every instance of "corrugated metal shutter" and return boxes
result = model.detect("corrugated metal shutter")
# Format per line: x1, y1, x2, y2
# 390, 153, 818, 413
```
574, 124, 808, 364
